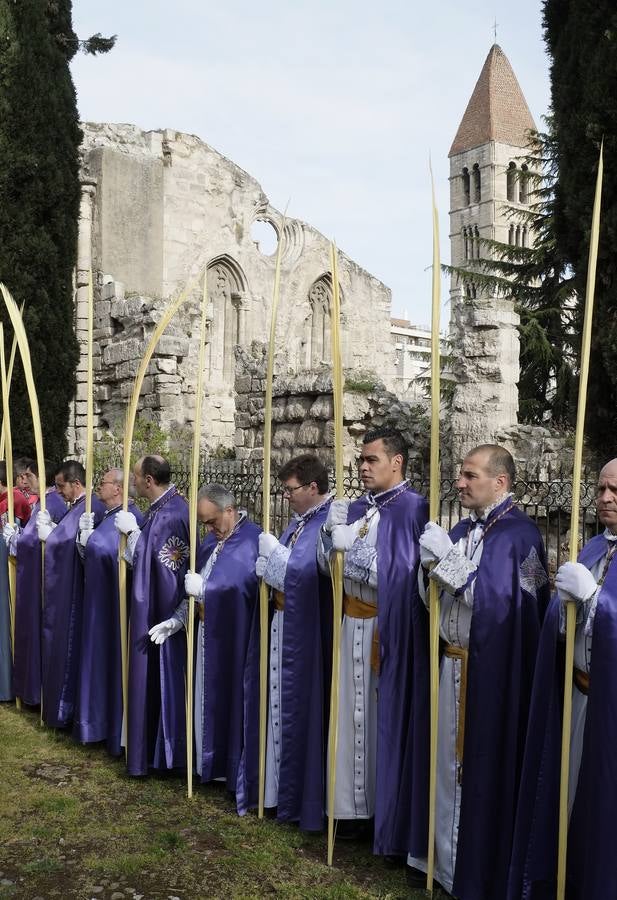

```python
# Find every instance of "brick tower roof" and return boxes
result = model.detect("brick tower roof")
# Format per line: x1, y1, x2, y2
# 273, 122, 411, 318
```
449, 44, 536, 156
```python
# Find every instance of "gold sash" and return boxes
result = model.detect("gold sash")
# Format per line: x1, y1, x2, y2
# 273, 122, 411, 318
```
343, 593, 379, 674
443, 643, 468, 775
574, 667, 589, 695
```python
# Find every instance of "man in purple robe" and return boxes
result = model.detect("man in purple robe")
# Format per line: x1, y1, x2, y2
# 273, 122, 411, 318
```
6, 460, 67, 707
408, 444, 549, 899
247, 454, 332, 831
38, 460, 105, 728
508, 457, 617, 900
115, 455, 189, 776
318, 427, 428, 855
73, 468, 143, 755
150, 483, 260, 797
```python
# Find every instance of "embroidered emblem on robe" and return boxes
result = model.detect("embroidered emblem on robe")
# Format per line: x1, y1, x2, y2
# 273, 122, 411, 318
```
158, 535, 189, 571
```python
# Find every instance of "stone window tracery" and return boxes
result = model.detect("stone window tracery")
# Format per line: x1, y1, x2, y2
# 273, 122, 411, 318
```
206, 256, 248, 383
462, 168, 470, 206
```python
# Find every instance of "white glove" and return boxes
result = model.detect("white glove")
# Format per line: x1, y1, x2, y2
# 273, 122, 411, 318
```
148, 617, 184, 645
2, 522, 16, 548
325, 499, 350, 532
255, 556, 267, 578
37, 523, 55, 542
555, 561, 598, 604
331, 523, 357, 552
185, 571, 204, 599
78, 528, 93, 548
79, 512, 95, 531
115, 510, 139, 535
259, 532, 279, 558
36, 509, 52, 528
419, 522, 453, 566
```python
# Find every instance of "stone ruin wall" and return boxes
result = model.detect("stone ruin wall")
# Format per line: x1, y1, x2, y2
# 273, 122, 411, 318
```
70, 122, 581, 482
70, 123, 393, 455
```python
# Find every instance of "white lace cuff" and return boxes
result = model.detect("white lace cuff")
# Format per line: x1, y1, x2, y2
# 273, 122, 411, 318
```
262, 542, 291, 592
430, 545, 477, 596
123, 528, 141, 566
344, 541, 378, 588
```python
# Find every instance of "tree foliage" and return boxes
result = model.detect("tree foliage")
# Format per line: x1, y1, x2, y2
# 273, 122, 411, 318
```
0, 1, 114, 462
543, 0, 617, 457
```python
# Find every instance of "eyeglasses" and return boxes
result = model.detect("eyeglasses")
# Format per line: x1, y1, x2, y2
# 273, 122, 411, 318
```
281, 483, 309, 496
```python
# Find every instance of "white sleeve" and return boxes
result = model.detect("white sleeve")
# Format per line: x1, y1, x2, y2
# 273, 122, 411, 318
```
262, 542, 292, 593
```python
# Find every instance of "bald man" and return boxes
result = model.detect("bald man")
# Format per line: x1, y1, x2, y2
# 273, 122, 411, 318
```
408, 444, 550, 900
115, 455, 190, 776
508, 458, 617, 900
73, 468, 143, 755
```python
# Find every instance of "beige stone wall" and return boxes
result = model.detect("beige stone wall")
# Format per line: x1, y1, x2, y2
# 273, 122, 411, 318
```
71, 123, 393, 455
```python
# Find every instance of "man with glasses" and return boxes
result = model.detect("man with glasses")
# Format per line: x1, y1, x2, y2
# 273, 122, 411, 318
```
150, 483, 260, 799
38, 459, 105, 728
318, 426, 428, 858
73, 469, 143, 755
242, 454, 332, 830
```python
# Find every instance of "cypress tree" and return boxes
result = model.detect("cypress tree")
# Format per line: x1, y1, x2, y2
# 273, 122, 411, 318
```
0, 1, 113, 462
543, 0, 617, 456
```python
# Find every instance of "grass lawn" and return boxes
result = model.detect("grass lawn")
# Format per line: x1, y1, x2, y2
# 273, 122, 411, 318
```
0, 703, 446, 900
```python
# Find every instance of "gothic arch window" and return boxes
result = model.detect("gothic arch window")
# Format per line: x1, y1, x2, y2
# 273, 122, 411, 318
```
507, 162, 517, 202
462, 168, 470, 206
522, 226, 528, 248
473, 225, 480, 259
508, 224, 515, 245
515, 225, 521, 247
472, 163, 481, 202
305, 274, 337, 368
462, 226, 469, 260
519, 164, 529, 204
206, 255, 248, 383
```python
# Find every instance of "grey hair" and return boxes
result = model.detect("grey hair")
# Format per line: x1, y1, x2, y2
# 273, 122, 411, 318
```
197, 482, 236, 510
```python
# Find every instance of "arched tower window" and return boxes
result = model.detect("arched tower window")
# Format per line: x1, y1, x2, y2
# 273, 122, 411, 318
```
462, 226, 469, 260
508, 224, 515, 245
472, 164, 481, 203
461, 168, 470, 206
206, 255, 248, 383
507, 162, 517, 202
519, 164, 529, 204
473, 225, 480, 259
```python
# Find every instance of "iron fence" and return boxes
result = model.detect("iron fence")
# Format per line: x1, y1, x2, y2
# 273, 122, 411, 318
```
152, 461, 599, 575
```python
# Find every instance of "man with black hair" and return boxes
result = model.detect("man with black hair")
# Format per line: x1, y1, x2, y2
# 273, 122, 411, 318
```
8, 460, 66, 706
243, 454, 332, 829
407, 443, 549, 899
319, 427, 428, 857
115, 454, 190, 776
39, 459, 105, 727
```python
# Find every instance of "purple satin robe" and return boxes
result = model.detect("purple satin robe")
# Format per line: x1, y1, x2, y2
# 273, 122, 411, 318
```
196, 517, 260, 788
126, 487, 189, 776
236, 502, 333, 830
73, 502, 143, 755
12, 491, 67, 706
347, 487, 429, 857
424, 505, 549, 900
508, 533, 615, 900
41, 494, 105, 727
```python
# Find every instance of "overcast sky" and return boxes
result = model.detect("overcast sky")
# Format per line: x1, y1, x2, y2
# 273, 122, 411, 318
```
70, 0, 551, 326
